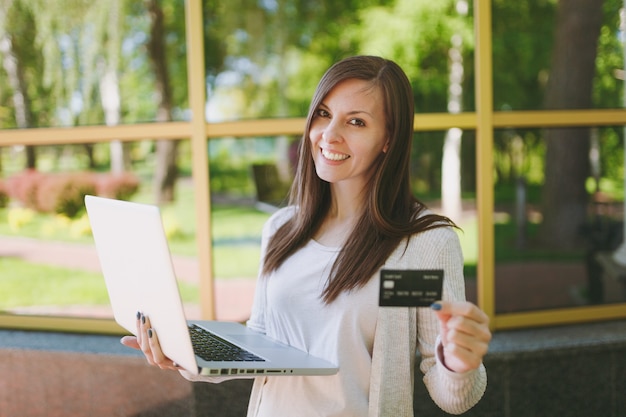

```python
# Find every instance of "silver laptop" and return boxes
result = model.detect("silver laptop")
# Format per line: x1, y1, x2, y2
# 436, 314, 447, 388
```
85, 195, 338, 377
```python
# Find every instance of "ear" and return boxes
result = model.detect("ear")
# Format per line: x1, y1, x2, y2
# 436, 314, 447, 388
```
382, 139, 390, 153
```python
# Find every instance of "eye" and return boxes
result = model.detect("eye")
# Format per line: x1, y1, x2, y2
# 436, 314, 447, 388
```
349, 118, 366, 127
314, 108, 330, 118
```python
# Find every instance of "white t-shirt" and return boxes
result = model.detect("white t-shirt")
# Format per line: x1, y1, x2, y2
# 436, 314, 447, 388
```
181, 206, 488, 416
254, 238, 379, 417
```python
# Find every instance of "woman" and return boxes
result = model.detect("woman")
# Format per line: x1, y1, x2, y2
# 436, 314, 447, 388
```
125, 55, 491, 416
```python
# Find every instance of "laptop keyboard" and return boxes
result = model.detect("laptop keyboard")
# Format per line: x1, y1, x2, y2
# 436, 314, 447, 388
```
188, 324, 266, 362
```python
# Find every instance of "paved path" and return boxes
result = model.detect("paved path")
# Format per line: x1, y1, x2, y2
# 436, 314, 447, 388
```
0, 236, 256, 322
1, 232, 596, 320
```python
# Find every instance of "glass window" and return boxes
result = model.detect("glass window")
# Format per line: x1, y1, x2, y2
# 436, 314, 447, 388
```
205, 0, 476, 121
2, 0, 625, 332
0, 2, 189, 128
0, 139, 199, 319
207, 135, 293, 321
492, 0, 625, 111
493, 125, 626, 313
412, 130, 478, 303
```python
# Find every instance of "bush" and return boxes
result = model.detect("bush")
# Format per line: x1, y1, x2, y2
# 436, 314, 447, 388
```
5, 170, 140, 218
35, 173, 97, 218
0, 179, 8, 208
209, 149, 255, 195
5, 169, 43, 209
94, 172, 140, 200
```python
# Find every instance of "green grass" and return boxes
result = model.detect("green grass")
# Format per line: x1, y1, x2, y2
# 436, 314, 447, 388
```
0, 179, 270, 276
0, 258, 110, 308
213, 245, 263, 278
210, 205, 269, 278
0, 179, 269, 309
211, 205, 269, 242
0, 257, 198, 309
0, 176, 590, 309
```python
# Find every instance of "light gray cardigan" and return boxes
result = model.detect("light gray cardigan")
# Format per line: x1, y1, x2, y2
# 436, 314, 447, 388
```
182, 208, 487, 416
365, 223, 487, 416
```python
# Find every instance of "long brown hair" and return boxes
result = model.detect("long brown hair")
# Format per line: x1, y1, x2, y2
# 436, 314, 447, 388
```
262, 55, 455, 303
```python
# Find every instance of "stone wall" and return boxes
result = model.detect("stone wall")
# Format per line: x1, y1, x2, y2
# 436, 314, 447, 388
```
1, 319, 624, 417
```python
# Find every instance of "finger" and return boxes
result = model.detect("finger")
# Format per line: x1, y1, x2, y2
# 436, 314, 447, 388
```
442, 318, 490, 373
431, 301, 489, 325
135, 311, 142, 346
446, 327, 490, 357
442, 342, 485, 372
447, 315, 492, 344
120, 335, 140, 350
146, 328, 178, 371
139, 314, 156, 365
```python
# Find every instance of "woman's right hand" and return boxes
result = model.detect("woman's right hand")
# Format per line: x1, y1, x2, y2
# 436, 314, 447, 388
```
120, 312, 179, 371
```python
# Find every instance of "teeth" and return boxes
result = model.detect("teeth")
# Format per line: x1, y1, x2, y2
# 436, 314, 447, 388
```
321, 149, 349, 161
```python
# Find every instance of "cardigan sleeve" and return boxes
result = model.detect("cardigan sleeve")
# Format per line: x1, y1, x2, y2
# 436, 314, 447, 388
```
369, 225, 487, 416
416, 226, 487, 414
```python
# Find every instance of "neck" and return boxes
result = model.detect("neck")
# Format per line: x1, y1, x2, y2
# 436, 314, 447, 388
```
327, 182, 366, 220
313, 184, 366, 246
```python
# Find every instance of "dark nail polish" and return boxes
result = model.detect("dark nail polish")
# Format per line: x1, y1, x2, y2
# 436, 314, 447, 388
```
141, 314, 146, 324
136, 311, 141, 320
430, 303, 442, 311
148, 328, 153, 338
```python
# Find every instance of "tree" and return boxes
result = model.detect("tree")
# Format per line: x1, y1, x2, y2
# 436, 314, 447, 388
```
538, 0, 605, 250
0, 0, 41, 169
441, 0, 469, 222
98, 0, 129, 173
489, 0, 555, 194
146, 0, 178, 204
351, 0, 471, 207
2, 0, 123, 171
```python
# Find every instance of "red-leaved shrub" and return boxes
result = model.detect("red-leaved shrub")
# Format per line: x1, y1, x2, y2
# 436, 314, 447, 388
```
94, 172, 140, 200
5, 169, 44, 210
5, 170, 141, 217
0, 179, 8, 208
35, 173, 97, 218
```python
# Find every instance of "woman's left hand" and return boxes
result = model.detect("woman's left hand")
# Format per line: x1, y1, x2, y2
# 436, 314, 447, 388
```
431, 301, 491, 374
120, 312, 180, 371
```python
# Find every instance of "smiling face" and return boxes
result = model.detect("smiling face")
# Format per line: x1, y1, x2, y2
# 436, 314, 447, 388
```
308, 78, 389, 193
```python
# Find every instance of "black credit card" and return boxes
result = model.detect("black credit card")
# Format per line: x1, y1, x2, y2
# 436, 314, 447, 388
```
379, 269, 443, 307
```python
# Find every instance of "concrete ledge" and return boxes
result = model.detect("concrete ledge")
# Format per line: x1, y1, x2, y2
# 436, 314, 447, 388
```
415, 319, 626, 417
1, 319, 625, 417
0, 347, 193, 417
0, 329, 142, 355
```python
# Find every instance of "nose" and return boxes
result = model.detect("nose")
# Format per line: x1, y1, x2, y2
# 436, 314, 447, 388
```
321, 120, 342, 143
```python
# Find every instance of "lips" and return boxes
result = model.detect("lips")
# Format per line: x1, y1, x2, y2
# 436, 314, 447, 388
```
321, 148, 349, 161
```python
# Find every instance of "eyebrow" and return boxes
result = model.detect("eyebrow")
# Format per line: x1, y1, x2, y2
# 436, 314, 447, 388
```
318, 102, 376, 118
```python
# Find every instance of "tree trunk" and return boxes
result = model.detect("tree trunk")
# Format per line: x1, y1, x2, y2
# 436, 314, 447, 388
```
146, 0, 178, 205
83, 144, 96, 169
100, 66, 127, 173
100, 0, 129, 174
538, 0, 604, 250
442, 127, 463, 221
0, 31, 37, 169
441, 4, 466, 222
